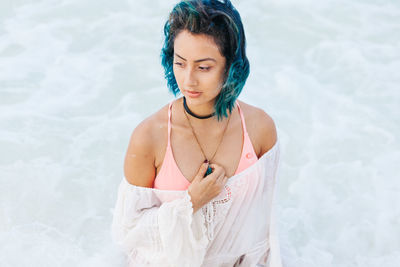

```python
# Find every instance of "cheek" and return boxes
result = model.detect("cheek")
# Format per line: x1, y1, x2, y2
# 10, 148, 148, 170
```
172, 67, 182, 82
210, 71, 225, 86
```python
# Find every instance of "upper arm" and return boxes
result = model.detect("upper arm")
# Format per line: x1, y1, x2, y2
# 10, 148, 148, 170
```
124, 118, 156, 188
255, 109, 277, 157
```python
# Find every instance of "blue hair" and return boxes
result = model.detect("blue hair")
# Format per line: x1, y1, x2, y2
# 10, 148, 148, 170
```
161, 0, 250, 121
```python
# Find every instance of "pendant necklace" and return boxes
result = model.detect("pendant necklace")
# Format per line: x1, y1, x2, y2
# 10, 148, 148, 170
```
183, 98, 231, 177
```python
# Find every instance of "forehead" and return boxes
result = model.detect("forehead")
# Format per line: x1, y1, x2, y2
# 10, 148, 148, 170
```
173, 30, 224, 61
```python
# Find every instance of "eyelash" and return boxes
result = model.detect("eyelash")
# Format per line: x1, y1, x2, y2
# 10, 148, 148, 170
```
174, 62, 210, 71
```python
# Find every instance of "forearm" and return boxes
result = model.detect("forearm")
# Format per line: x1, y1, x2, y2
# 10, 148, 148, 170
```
111, 184, 208, 266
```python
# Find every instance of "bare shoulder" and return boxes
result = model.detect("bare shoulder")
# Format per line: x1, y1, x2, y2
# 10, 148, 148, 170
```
237, 100, 277, 158
124, 103, 169, 187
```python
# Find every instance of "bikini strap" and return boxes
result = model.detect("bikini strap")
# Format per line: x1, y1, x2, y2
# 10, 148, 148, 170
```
235, 100, 248, 134
167, 100, 173, 147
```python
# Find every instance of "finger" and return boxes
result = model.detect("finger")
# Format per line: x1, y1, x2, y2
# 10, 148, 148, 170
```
215, 173, 225, 182
203, 171, 217, 183
214, 173, 225, 187
217, 174, 227, 185
203, 173, 222, 188
208, 167, 225, 184
208, 163, 222, 173
194, 162, 209, 181
210, 165, 225, 176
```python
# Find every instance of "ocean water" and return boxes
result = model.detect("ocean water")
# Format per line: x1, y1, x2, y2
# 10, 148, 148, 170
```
0, 0, 399, 266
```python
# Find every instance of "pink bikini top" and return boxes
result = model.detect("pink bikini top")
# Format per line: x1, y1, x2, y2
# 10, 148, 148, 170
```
153, 99, 258, 191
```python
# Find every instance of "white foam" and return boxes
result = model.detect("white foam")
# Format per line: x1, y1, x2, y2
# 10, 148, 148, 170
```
0, 0, 399, 266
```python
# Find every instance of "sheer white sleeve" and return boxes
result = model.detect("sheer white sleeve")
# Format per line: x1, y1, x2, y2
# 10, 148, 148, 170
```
110, 179, 208, 267
267, 195, 283, 267
267, 142, 283, 267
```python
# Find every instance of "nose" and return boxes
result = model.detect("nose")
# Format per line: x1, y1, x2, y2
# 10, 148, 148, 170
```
184, 66, 198, 87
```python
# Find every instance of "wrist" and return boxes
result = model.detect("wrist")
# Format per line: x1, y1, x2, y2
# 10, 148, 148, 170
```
187, 189, 199, 213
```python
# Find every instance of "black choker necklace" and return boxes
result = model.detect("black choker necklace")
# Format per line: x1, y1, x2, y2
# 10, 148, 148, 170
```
183, 97, 215, 119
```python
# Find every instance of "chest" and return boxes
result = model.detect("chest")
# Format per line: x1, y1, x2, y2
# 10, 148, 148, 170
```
154, 115, 259, 182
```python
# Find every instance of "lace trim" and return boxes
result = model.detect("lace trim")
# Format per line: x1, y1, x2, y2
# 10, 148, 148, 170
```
202, 184, 233, 241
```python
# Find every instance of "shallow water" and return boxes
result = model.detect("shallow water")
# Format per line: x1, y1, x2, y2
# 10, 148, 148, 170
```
0, 0, 399, 266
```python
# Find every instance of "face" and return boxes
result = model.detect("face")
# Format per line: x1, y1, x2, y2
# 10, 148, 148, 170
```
173, 30, 227, 105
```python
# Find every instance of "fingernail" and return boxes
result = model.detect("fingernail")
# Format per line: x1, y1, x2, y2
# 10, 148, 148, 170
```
203, 159, 208, 163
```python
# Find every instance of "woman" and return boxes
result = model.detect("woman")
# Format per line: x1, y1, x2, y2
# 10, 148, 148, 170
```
111, 0, 283, 266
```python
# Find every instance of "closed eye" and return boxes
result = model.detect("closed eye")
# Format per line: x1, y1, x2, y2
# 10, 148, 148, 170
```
174, 62, 210, 71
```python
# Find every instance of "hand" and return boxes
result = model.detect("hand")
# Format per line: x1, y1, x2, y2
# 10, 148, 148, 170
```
188, 162, 228, 213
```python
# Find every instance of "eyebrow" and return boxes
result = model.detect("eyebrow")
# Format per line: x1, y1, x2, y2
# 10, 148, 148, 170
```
174, 53, 216, 63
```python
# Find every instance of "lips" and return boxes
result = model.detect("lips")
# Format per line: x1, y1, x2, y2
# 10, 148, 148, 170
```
185, 90, 202, 98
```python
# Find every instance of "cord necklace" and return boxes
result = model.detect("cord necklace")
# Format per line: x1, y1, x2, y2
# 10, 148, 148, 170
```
183, 100, 232, 177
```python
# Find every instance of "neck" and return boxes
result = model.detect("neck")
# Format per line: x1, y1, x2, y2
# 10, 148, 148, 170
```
182, 97, 216, 119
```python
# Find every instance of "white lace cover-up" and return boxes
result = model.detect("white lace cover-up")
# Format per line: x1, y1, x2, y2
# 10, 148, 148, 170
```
111, 139, 283, 267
